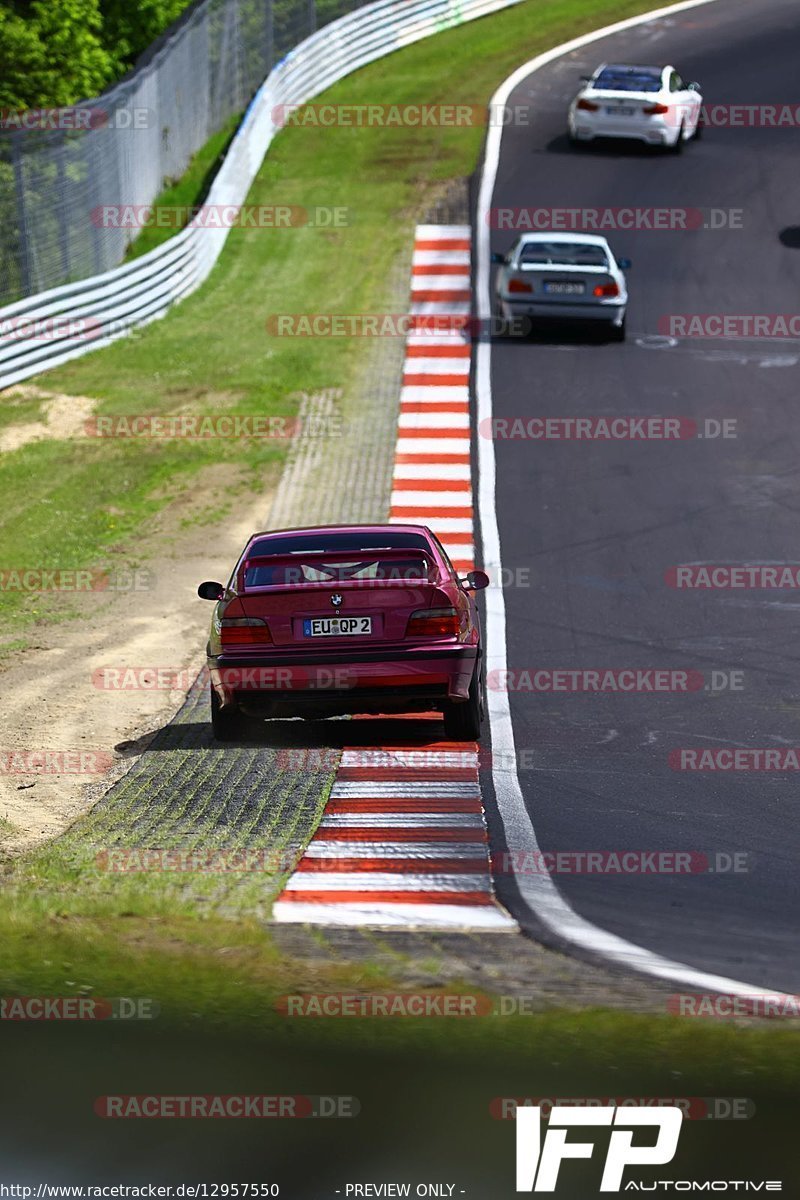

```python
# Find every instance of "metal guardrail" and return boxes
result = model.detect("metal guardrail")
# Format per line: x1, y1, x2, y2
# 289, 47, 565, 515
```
0, 0, 521, 390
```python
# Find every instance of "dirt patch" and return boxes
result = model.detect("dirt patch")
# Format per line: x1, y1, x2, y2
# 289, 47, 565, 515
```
0, 385, 97, 452
0, 457, 275, 857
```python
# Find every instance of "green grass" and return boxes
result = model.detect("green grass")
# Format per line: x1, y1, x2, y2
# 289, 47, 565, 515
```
0, 733, 336, 923
123, 113, 244, 261
0, 912, 798, 1143
0, 0, 662, 637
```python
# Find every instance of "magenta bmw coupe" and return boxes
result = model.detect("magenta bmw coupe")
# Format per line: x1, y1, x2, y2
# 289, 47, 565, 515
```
198, 524, 489, 742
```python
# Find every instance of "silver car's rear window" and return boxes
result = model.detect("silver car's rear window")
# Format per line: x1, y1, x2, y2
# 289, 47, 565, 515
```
518, 242, 608, 268
593, 66, 662, 93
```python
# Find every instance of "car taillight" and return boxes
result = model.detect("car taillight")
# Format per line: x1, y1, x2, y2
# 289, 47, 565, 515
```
407, 607, 460, 638
508, 278, 533, 294
643, 103, 669, 114
220, 618, 271, 647
576, 98, 599, 111
593, 281, 620, 297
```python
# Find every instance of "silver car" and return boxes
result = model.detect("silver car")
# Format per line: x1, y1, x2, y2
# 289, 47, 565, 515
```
493, 233, 630, 341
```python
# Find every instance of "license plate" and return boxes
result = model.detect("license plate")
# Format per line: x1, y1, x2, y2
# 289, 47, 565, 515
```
303, 616, 372, 637
544, 281, 585, 295
606, 106, 635, 116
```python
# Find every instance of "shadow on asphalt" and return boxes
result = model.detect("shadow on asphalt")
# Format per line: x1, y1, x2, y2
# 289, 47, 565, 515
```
492, 320, 625, 347
544, 131, 670, 157
123, 713, 453, 754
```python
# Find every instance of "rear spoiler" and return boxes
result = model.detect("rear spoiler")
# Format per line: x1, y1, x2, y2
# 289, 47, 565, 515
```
236, 547, 440, 592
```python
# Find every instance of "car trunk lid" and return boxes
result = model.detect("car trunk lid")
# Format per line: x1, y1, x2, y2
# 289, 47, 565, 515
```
226, 548, 451, 646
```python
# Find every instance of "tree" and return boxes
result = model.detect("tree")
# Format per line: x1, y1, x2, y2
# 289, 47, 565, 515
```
98, 0, 192, 69
0, 0, 116, 110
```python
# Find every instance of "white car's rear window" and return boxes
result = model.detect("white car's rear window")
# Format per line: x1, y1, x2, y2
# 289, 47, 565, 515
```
519, 242, 608, 268
593, 66, 662, 93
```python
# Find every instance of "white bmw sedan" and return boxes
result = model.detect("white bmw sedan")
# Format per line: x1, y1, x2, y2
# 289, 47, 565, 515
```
493, 233, 630, 340
568, 63, 703, 150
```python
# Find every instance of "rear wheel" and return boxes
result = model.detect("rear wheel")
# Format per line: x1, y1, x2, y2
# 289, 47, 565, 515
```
211, 687, 247, 742
442, 660, 484, 742
609, 315, 626, 342
671, 121, 685, 153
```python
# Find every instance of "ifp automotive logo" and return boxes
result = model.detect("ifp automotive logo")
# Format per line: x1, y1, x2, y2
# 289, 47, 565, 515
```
516, 1104, 682, 1192
514, 1105, 782, 1192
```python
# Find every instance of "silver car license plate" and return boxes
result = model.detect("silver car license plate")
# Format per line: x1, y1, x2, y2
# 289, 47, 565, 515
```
544, 281, 585, 295
606, 106, 635, 116
303, 616, 372, 637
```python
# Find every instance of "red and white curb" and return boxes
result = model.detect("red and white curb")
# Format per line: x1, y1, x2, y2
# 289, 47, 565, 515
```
390, 224, 474, 574
273, 226, 514, 929
272, 733, 514, 928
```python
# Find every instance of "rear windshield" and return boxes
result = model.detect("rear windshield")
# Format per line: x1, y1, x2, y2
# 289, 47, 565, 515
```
519, 242, 608, 268
247, 530, 431, 558
593, 66, 662, 93
244, 555, 431, 588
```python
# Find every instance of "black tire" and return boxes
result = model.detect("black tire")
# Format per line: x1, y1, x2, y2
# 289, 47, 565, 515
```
210, 686, 247, 742
693, 115, 703, 140
671, 122, 685, 154
442, 659, 484, 742
609, 316, 626, 342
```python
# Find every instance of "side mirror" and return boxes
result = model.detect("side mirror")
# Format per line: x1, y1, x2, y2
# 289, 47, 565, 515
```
580, 74, 592, 83
491, 251, 505, 264
687, 81, 700, 92
198, 580, 224, 600
462, 569, 490, 591
617, 257, 632, 270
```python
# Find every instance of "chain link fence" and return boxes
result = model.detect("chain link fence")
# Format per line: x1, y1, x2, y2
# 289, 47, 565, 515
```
0, 0, 369, 306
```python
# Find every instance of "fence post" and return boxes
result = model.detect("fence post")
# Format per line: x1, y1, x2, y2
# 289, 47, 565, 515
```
56, 142, 71, 282
10, 134, 33, 297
